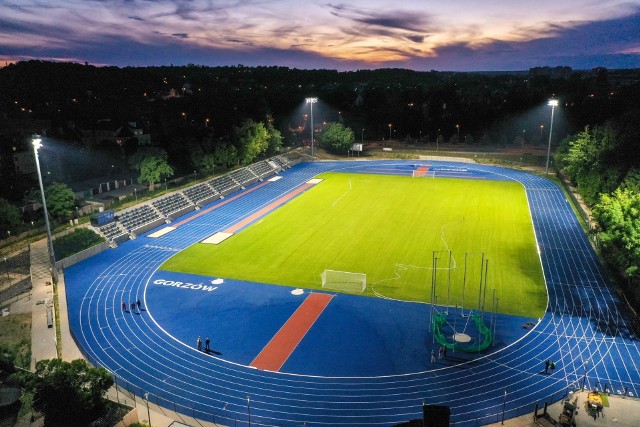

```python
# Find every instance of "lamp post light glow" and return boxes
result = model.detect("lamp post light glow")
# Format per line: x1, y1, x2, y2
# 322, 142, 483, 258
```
545, 99, 559, 175
388, 123, 392, 140
32, 135, 56, 278
305, 97, 318, 157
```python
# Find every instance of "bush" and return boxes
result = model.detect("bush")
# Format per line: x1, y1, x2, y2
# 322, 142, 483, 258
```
53, 228, 105, 260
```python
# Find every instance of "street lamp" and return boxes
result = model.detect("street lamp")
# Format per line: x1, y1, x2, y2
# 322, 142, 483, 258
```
361, 128, 364, 144
144, 392, 152, 426
456, 124, 460, 141
436, 129, 441, 151
305, 97, 317, 157
388, 123, 392, 140
545, 99, 558, 175
32, 135, 56, 279
3, 257, 9, 281
194, 170, 197, 181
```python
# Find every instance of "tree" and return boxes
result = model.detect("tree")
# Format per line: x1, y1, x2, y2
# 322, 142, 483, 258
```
234, 119, 269, 165
213, 143, 239, 169
266, 122, 284, 156
592, 188, 640, 286
128, 147, 168, 171
560, 125, 622, 204
0, 198, 22, 235
28, 358, 114, 427
45, 183, 76, 220
319, 122, 354, 154
139, 156, 174, 191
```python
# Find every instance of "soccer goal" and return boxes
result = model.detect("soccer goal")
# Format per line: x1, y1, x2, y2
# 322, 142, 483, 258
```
411, 170, 436, 178
321, 269, 366, 293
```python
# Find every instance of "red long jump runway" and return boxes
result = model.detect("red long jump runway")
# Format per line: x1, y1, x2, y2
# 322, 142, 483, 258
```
251, 292, 333, 372
223, 182, 314, 234
171, 180, 271, 228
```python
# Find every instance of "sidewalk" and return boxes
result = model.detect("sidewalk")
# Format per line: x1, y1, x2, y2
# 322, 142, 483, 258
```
27, 237, 207, 427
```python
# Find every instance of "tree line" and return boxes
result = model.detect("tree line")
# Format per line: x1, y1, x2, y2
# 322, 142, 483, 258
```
556, 108, 640, 295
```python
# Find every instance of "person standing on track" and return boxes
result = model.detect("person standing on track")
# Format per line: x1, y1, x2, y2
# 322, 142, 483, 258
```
197, 336, 202, 351
122, 301, 127, 311
205, 337, 210, 352
131, 302, 136, 313
136, 299, 141, 310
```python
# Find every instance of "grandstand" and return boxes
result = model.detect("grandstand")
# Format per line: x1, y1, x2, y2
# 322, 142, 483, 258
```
249, 160, 279, 179
117, 205, 164, 235
229, 167, 258, 188
183, 183, 220, 206
210, 175, 240, 196
152, 192, 194, 219
88, 154, 291, 245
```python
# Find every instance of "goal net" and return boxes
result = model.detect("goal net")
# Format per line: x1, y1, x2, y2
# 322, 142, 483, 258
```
321, 269, 366, 293
412, 170, 436, 178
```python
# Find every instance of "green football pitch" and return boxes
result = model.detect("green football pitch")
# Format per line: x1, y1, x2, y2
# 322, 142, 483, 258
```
161, 172, 546, 317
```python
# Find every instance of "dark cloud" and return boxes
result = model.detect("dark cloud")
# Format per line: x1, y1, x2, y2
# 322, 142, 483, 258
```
172, 33, 189, 38
128, 16, 144, 22
328, 3, 432, 32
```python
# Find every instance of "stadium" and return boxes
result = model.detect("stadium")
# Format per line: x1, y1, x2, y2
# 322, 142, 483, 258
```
65, 157, 640, 426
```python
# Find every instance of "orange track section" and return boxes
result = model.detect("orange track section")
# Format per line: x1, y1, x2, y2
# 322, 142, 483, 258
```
223, 183, 313, 234
413, 165, 430, 177
171, 181, 271, 228
251, 292, 333, 372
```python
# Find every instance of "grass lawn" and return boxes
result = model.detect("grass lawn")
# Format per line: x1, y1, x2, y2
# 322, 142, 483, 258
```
0, 312, 32, 370
161, 172, 546, 317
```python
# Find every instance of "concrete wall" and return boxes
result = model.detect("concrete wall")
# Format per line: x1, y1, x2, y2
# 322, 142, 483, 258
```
55, 241, 111, 270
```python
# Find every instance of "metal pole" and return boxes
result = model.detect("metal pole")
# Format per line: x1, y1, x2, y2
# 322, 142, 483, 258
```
545, 101, 557, 175
310, 102, 314, 157
144, 393, 151, 426
32, 135, 57, 280
462, 252, 467, 313
446, 250, 451, 311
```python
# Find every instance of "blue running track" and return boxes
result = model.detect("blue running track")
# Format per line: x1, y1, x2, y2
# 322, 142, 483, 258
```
66, 160, 640, 426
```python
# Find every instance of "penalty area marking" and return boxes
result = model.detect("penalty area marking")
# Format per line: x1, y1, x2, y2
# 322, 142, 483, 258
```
148, 227, 176, 238
202, 232, 233, 244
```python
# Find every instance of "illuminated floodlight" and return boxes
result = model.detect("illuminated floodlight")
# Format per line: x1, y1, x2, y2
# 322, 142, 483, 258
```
305, 98, 318, 157
548, 99, 559, 107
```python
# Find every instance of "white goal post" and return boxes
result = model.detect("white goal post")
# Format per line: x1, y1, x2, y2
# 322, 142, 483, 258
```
321, 269, 366, 293
412, 170, 436, 178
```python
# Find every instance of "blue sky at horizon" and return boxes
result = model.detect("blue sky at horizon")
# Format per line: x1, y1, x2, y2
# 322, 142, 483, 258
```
1, 0, 639, 70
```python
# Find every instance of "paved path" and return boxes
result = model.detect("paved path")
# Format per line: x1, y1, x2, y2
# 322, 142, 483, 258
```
29, 239, 57, 368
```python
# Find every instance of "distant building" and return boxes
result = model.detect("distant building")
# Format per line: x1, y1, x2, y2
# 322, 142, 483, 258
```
81, 120, 151, 147
529, 66, 573, 79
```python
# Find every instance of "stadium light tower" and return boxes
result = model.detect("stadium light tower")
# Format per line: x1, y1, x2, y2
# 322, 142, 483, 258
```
305, 97, 318, 157
545, 99, 559, 175
32, 134, 57, 279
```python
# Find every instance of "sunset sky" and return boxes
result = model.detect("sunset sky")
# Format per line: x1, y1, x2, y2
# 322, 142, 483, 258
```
1, 0, 639, 70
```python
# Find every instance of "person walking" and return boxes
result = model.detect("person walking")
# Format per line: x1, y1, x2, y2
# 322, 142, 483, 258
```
205, 337, 210, 352
438, 346, 444, 359
131, 302, 136, 313
430, 350, 436, 363
136, 299, 141, 310
545, 360, 550, 374
442, 346, 448, 359
197, 336, 202, 351
550, 360, 556, 374
122, 301, 127, 311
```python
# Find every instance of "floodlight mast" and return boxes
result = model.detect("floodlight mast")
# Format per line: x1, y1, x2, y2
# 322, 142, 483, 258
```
32, 134, 57, 281
545, 99, 559, 175
306, 97, 318, 157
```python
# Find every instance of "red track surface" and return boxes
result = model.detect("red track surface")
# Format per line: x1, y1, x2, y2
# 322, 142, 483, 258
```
251, 293, 333, 371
